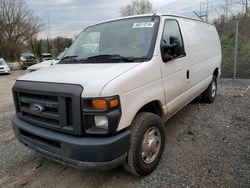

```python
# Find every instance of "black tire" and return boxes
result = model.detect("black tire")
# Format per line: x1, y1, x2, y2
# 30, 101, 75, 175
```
20, 63, 26, 70
125, 112, 165, 176
202, 76, 217, 103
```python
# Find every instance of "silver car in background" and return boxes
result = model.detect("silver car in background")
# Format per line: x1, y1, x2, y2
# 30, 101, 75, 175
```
20, 52, 38, 69
0, 58, 11, 74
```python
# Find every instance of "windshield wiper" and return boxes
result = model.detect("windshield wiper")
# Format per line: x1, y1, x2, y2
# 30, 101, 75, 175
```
61, 55, 78, 61
86, 54, 135, 62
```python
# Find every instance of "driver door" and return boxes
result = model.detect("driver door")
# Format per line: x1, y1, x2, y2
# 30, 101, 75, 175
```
159, 19, 191, 117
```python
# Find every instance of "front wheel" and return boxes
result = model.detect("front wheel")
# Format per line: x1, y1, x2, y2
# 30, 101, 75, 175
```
202, 76, 217, 103
20, 63, 26, 70
125, 112, 165, 176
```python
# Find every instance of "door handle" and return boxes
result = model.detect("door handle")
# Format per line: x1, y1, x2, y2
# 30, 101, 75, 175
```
186, 70, 189, 80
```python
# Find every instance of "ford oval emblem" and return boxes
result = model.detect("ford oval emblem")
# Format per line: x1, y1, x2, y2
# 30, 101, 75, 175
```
30, 104, 45, 114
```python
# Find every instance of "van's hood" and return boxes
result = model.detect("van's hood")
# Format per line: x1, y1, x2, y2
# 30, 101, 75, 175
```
18, 63, 140, 96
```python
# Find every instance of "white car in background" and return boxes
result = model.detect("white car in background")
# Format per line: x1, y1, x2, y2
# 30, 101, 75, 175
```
27, 51, 65, 72
0, 58, 11, 74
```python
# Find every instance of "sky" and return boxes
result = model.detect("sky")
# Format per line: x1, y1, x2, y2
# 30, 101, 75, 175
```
25, 0, 222, 39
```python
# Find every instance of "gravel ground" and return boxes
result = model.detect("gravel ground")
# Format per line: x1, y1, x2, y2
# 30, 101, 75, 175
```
0, 70, 249, 188
221, 63, 250, 79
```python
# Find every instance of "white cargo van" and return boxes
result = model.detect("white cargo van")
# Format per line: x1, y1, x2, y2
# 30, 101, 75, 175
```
12, 14, 221, 176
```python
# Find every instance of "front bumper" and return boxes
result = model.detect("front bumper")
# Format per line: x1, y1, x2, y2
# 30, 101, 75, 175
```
12, 115, 130, 169
20, 62, 37, 67
0, 69, 10, 74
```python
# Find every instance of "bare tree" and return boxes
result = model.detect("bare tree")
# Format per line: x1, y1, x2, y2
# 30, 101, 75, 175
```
51, 37, 72, 56
27, 36, 72, 59
235, 0, 249, 13
218, 0, 235, 20
120, 0, 154, 16
0, 0, 43, 60
215, 0, 244, 20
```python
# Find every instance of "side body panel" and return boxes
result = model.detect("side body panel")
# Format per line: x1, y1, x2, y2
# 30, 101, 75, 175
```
180, 18, 222, 88
160, 16, 222, 120
100, 60, 165, 131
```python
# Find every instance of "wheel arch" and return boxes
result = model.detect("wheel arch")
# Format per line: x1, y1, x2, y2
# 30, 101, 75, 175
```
136, 100, 164, 118
213, 67, 219, 78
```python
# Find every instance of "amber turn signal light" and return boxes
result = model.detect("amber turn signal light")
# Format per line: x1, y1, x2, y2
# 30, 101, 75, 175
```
110, 98, 119, 108
92, 99, 107, 110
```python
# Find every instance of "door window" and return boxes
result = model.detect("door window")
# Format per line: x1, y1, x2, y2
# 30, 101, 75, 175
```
162, 20, 185, 56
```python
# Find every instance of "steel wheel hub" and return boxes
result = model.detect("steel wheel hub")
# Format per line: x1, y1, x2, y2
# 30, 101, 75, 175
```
141, 127, 161, 164
212, 81, 216, 98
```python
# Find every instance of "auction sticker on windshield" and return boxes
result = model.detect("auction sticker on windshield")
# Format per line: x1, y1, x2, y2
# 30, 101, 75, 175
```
132, 22, 155, 28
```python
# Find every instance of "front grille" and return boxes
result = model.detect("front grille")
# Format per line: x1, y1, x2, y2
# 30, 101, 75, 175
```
13, 81, 83, 135
17, 92, 73, 132
0, 67, 4, 70
66, 98, 73, 126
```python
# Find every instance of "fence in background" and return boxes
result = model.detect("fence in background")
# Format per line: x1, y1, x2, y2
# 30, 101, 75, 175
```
220, 18, 250, 79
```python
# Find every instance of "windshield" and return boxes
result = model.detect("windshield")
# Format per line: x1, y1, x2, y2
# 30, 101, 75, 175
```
56, 50, 67, 60
22, 53, 35, 58
60, 16, 159, 63
0, 59, 6, 65
43, 55, 52, 58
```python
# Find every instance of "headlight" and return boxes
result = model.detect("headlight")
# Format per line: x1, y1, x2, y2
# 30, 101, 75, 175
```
94, 115, 109, 130
82, 96, 121, 135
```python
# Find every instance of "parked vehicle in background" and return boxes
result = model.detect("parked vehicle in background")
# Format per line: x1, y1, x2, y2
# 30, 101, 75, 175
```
0, 58, 10, 74
11, 14, 221, 176
42, 53, 53, 61
20, 53, 38, 69
27, 51, 66, 72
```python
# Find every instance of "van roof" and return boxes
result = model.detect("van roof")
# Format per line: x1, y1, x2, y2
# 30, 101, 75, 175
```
87, 14, 213, 28
159, 14, 213, 25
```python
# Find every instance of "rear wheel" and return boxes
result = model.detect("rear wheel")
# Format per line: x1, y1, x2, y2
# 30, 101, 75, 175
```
202, 76, 217, 103
125, 112, 165, 176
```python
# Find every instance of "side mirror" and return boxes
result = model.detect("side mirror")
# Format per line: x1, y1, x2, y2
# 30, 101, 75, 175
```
161, 36, 183, 62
